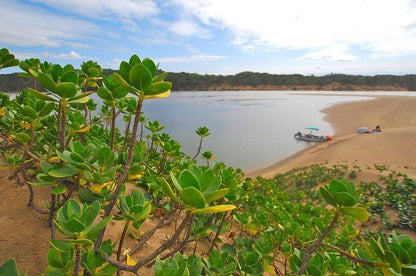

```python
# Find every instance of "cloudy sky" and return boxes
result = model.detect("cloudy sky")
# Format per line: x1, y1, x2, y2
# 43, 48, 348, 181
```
2, 0, 416, 75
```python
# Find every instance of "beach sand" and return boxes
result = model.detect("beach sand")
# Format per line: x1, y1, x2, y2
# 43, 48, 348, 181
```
250, 96, 416, 179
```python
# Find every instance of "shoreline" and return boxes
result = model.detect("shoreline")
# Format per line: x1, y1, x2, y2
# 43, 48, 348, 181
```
248, 95, 416, 178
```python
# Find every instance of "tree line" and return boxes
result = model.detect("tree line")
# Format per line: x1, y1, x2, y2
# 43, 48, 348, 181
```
1, 70, 416, 92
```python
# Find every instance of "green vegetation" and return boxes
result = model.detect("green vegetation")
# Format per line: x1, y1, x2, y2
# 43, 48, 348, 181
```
2, 69, 416, 93
1, 48, 416, 275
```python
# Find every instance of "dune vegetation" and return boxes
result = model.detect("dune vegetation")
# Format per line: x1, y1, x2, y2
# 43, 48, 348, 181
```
2, 48, 416, 275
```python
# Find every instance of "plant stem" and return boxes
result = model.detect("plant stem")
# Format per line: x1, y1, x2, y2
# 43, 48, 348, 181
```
110, 102, 116, 151
192, 137, 203, 161
50, 193, 56, 239
74, 244, 81, 276
94, 98, 143, 250
119, 210, 175, 262
117, 220, 131, 275
209, 211, 227, 253
297, 212, 339, 274
122, 115, 131, 152
321, 243, 378, 267
103, 212, 193, 273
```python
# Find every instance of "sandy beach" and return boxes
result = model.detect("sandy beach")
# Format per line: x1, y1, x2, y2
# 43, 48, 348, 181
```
251, 96, 416, 179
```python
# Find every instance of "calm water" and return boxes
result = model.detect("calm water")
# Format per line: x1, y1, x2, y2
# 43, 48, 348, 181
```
141, 91, 375, 172
12, 90, 415, 172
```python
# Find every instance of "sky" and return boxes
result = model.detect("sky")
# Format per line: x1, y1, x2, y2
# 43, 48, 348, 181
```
1, 0, 416, 76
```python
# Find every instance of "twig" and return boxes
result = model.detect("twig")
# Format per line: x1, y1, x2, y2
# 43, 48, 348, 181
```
208, 211, 227, 253
321, 243, 378, 267
119, 210, 176, 262
103, 212, 193, 273
297, 212, 339, 274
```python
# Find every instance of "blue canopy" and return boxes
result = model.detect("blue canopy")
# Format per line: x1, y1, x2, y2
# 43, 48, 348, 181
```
305, 126, 320, 131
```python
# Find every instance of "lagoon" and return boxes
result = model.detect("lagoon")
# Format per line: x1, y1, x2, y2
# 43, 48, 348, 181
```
142, 91, 376, 172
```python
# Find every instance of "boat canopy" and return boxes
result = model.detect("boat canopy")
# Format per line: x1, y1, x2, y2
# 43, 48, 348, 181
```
305, 126, 320, 131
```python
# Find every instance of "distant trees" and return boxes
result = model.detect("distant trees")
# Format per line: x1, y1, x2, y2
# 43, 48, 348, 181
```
1, 70, 416, 92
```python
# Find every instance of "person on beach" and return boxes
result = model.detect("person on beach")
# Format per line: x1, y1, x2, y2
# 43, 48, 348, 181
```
372, 125, 381, 132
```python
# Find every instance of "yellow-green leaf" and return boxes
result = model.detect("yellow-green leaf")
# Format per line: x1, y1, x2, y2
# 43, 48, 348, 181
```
192, 204, 236, 214
338, 207, 369, 222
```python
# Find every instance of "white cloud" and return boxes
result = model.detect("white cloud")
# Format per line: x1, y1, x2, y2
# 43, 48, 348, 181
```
53, 51, 86, 60
0, 1, 98, 47
168, 19, 210, 38
168, 0, 416, 58
14, 51, 88, 61
300, 44, 357, 62
159, 55, 228, 63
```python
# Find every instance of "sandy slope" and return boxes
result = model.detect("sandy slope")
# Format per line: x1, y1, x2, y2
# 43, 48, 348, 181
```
251, 96, 416, 178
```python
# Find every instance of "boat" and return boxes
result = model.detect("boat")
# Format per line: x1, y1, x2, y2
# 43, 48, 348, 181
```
294, 126, 331, 142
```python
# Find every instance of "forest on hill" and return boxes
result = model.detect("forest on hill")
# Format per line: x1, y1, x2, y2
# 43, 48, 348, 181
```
1, 70, 416, 92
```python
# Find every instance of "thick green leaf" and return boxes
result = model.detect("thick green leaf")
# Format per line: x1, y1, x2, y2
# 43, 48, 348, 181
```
67, 91, 92, 103
179, 170, 200, 190
334, 192, 357, 206
0, 259, 18, 276
38, 72, 56, 92
402, 265, 416, 276
386, 250, 401, 274
113, 87, 128, 99
52, 65, 64, 82
170, 172, 182, 192
21, 106, 38, 120
407, 246, 416, 262
129, 63, 152, 90
72, 238, 94, 246
56, 82, 78, 98
390, 243, 411, 264
119, 61, 132, 83
48, 165, 78, 178
61, 71, 79, 84
49, 239, 74, 252
143, 82, 172, 96
153, 71, 169, 82
142, 58, 157, 77
192, 204, 236, 214
14, 133, 31, 144
97, 87, 113, 100
84, 215, 112, 238
129, 55, 141, 66
159, 178, 180, 203
328, 179, 347, 194
52, 186, 67, 195
179, 186, 206, 209
47, 248, 64, 267
319, 187, 337, 207
3, 59, 19, 68
27, 88, 57, 102
65, 218, 86, 232
113, 73, 137, 95
39, 102, 55, 117
199, 169, 215, 192
338, 207, 369, 222
205, 188, 229, 203
97, 146, 111, 165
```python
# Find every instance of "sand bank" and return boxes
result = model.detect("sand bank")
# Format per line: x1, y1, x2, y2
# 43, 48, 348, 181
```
250, 96, 416, 178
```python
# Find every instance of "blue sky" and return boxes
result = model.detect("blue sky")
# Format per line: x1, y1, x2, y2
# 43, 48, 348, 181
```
2, 0, 416, 76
